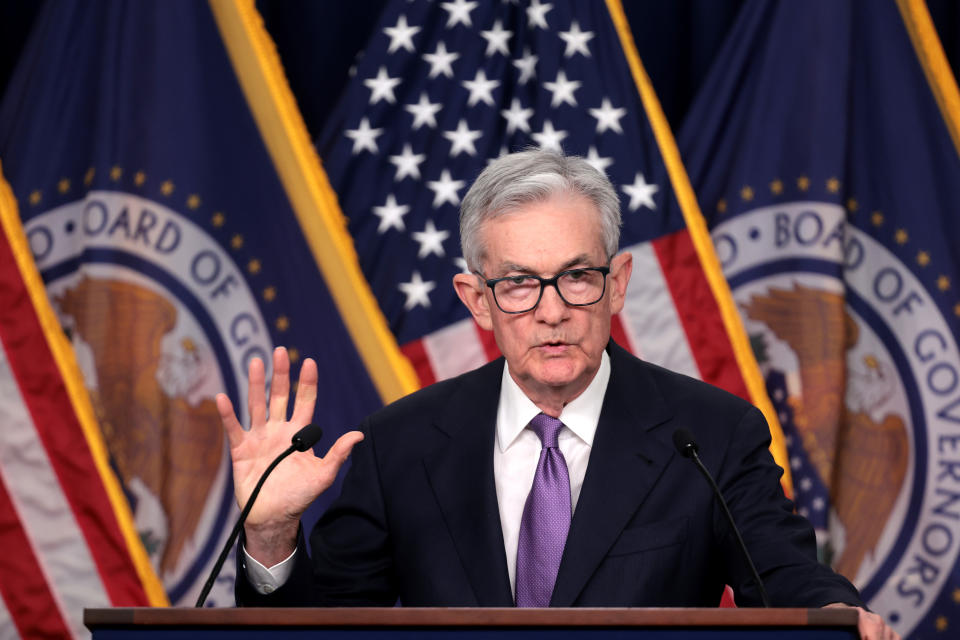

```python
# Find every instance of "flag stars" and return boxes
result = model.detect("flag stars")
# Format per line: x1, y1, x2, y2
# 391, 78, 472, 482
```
769, 179, 783, 195
444, 119, 482, 156
740, 186, 754, 201
826, 177, 840, 193
28, 190, 41, 206
501, 98, 534, 135
894, 229, 908, 245
954, 587, 960, 603
211, 212, 225, 228
717, 199, 727, 213
161, 180, 175, 196
871, 211, 884, 226
955, 303, 960, 318
938, 275, 951, 292
248, 259, 262, 274
462, 69, 500, 107
917, 251, 931, 267
364, 66, 401, 104
623, 173, 659, 211
454, 257, 470, 274
441, 0, 478, 28
513, 48, 538, 84
399, 271, 437, 309
543, 70, 581, 107
231, 234, 244, 250
134, 171, 146, 187
84, 168, 96, 186
288, 348, 300, 364
405, 93, 442, 130
797, 175, 810, 191
585, 146, 613, 175
57, 178, 71, 194
427, 169, 466, 207
412, 220, 450, 258
846, 198, 858, 212
276, 316, 290, 332
423, 42, 459, 79
389, 144, 426, 181
526, 0, 552, 29
559, 20, 594, 58
372, 194, 410, 233
480, 20, 512, 57
531, 120, 568, 152
936, 616, 948, 632
383, 14, 420, 54
110, 166, 123, 181
588, 98, 626, 134
263, 286, 277, 302
187, 194, 201, 210
345, 117, 383, 154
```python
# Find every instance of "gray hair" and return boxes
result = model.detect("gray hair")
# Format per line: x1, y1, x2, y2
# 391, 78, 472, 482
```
459, 149, 622, 271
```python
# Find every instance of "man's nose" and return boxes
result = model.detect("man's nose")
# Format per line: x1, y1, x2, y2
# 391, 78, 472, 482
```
534, 282, 568, 323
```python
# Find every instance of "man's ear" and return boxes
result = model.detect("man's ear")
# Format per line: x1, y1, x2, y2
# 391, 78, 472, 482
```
453, 273, 494, 331
608, 251, 633, 314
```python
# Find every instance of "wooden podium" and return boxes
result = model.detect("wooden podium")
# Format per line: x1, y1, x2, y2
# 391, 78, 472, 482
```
85, 607, 860, 639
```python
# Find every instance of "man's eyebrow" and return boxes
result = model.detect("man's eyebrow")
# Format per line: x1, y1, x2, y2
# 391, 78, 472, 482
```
491, 254, 594, 276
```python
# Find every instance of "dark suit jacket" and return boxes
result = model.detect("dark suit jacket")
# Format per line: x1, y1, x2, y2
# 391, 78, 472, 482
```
237, 341, 862, 607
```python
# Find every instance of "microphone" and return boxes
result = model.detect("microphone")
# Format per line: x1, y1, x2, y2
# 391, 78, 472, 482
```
672, 428, 771, 608
195, 423, 325, 607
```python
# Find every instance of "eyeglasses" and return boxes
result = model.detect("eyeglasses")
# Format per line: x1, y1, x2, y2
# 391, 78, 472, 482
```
479, 266, 611, 314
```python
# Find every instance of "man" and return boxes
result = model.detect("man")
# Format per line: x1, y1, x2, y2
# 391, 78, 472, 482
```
218, 150, 896, 638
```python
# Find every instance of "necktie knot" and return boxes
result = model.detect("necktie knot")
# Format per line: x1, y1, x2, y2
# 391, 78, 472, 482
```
529, 413, 563, 448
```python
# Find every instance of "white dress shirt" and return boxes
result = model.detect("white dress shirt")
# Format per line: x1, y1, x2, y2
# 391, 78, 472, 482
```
244, 351, 611, 596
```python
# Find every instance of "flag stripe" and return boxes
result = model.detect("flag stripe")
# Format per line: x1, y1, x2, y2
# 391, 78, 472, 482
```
619, 241, 701, 378
401, 338, 437, 387
0, 464, 72, 639
0, 591, 22, 640
208, 0, 420, 404
652, 230, 749, 397
423, 318, 489, 381
605, 0, 791, 485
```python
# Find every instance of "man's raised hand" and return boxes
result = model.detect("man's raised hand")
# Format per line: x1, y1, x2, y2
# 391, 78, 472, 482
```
216, 347, 363, 566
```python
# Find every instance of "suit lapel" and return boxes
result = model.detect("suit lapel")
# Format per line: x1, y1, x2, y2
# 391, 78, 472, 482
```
422, 360, 514, 606
551, 344, 676, 606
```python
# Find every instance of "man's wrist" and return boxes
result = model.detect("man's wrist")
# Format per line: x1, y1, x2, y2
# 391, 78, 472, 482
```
243, 519, 299, 567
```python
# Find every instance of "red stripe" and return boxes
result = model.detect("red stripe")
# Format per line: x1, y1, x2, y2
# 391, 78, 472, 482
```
473, 322, 501, 362
400, 338, 436, 387
651, 230, 750, 400
0, 232, 149, 606
0, 470, 74, 637
610, 313, 633, 355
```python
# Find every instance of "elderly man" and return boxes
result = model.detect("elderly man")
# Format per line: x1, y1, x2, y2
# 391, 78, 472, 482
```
218, 150, 895, 638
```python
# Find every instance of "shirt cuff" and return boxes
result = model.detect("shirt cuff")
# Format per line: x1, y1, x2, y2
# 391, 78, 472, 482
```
242, 545, 296, 594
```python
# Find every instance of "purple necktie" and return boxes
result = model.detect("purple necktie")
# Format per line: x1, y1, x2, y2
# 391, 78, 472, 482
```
515, 413, 572, 607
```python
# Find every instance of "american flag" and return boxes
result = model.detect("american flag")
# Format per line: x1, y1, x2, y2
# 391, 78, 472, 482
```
317, 0, 768, 408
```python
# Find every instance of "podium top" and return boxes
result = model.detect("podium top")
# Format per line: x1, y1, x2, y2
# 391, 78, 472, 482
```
85, 607, 859, 629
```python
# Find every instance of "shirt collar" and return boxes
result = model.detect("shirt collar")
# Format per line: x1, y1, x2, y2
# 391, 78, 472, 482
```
496, 350, 610, 452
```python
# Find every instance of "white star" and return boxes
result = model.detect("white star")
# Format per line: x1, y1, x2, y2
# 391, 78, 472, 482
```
383, 15, 420, 54
443, 119, 483, 157
404, 92, 442, 130
427, 170, 466, 208
441, 0, 478, 28
364, 66, 401, 105
412, 220, 451, 258
344, 117, 383, 154
543, 70, 581, 107
388, 144, 426, 181
462, 69, 500, 107
790, 456, 802, 471
559, 20, 595, 58
526, 0, 552, 29
531, 120, 568, 152
486, 144, 509, 166
799, 476, 813, 492
589, 98, 627, 134
622, 172, 659, 211
584, 146, 613, 175
398, 271, 437, 310
372, 194, 410, 233
453, 257, 471, 274
423, 41, 459, 79
480, 19, 512, 57
812, 497, 826, 511
513, 48, 538, 84
501, 98, 534, 135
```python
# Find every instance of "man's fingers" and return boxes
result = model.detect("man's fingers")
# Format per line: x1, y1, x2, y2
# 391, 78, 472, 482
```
248, 356, 267, 429
291, 358, 319, 425
322, 430, 365, 470
216, 393, 245, 450
268, 347, 291, 423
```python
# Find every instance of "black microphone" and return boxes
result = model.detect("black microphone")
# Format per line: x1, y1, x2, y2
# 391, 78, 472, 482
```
672, 428, 771, 608
195, 423, 324, 607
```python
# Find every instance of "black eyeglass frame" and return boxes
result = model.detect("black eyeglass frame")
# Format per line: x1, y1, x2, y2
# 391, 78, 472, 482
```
478, 266, 611, 314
